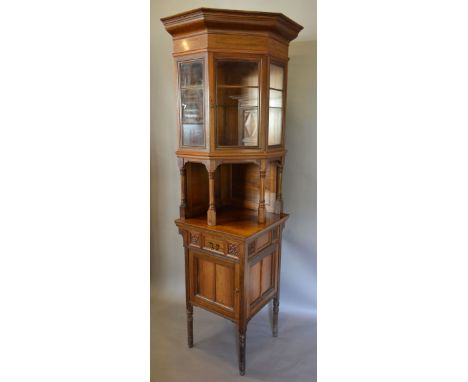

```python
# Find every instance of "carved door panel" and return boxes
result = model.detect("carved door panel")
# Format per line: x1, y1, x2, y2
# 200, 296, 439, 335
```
189, 249, 239, 320
247, 244, 278, 318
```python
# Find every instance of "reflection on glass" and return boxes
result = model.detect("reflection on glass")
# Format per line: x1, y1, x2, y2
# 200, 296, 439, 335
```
182, 124, 204, 146
270, 64, 284, 89
181, 88, 203, 124
269, 90, 283, 108
268, 109, 282, 145
180, 61, 203, 87
216, 61, 259, 86
216, 60, 259, 147
217, 87, 258, 107
268, 64, 284, 146
179, 59, 205, 147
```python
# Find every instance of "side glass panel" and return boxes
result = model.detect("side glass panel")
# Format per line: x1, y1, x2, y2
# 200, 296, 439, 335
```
179, 60, 205, 147
216, 60, 259, 147
268, 64, 284, 146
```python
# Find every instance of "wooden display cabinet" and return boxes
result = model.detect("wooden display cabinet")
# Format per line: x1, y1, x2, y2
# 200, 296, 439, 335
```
161, 8, 302, 376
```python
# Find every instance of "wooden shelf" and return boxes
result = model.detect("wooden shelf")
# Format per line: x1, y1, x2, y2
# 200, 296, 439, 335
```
176, 208, 288, 239
217, 85, 259, 89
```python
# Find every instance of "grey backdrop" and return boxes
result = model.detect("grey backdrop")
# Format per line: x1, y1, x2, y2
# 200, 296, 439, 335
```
151, 1, 316, 380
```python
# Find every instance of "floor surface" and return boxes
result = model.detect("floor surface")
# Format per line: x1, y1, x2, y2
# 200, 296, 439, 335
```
151, 294, 316, 382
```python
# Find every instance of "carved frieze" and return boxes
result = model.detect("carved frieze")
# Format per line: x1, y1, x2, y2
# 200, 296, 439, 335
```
227, 243, 239, 257
190, 232, 200, 247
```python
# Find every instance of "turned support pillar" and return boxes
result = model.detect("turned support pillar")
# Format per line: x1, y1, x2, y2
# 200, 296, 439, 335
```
258, 160, 266, 224
207, 170, 216, 226
179, 167, 187, 218
275, 163, 284, 214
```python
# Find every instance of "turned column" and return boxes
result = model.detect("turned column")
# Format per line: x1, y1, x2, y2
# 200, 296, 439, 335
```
258, 160, 266, 223
179, 167, 187, 218
207, 170, 216, 226
275, 162, 284, 214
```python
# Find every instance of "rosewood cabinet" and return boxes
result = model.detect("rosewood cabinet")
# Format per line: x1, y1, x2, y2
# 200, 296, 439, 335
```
161, 8, 302, 376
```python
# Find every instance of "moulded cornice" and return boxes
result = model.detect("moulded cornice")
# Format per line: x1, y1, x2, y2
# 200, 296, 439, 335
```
161, 8, 303, 43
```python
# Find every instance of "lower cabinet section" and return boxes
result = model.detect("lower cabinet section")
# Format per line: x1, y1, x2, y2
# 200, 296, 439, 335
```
176, 218, 288, 376
188, 249, 239, 320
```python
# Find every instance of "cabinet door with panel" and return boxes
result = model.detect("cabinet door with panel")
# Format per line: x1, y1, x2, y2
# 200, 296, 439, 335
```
213, 55, 264, 151
176, 54, 209, 151
188, 249, 240, 320
248, 244, 278, 319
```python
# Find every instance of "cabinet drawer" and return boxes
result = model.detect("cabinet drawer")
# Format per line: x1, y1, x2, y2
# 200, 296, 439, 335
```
203, 235, 225, 254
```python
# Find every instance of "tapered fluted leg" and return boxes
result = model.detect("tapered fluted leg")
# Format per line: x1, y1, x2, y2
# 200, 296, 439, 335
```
187, 304, 193, 348
272, 297, 279, 337
239, 331, 246, 376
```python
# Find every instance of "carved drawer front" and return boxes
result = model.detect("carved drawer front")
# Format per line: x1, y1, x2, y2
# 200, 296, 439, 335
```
189, 231, 201, 247
271, 226, 279, 241
255, 231, 271, 252
226, 242, 240, 258
203, 234, 225, 254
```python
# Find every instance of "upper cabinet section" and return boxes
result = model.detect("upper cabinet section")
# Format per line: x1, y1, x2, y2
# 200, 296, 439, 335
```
162, 8, 303, 156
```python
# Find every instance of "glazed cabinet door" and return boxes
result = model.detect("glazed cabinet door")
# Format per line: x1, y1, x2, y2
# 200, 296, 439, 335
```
268, 62, 286, 147
176, 53, 209, 151
188, 249, 240, 320
211, 54, 266, 152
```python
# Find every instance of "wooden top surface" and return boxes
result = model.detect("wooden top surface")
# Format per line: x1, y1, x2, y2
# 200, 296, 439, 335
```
175, 208, 289, 240
161, 7, 303, 42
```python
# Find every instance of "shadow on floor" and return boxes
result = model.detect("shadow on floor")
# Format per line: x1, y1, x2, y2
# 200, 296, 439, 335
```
151, 294, 316, 382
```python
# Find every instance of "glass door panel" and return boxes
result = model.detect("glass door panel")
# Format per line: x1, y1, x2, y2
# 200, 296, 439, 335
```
268, 64, 285, 146
269, 64, 284, 90
216, 60, 259, 147
179, 60, 205, 147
